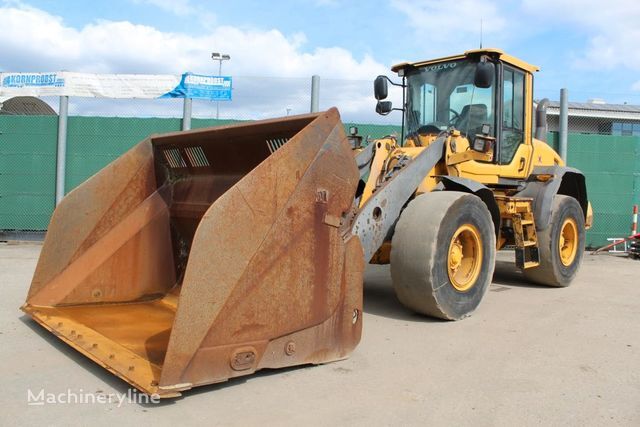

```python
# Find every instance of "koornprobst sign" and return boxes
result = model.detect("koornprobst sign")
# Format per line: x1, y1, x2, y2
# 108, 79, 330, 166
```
0, 72, 232, 101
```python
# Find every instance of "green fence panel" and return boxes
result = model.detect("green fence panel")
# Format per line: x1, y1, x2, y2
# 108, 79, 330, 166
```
3, 115, 637, 243
549, 131, 640, 248
0, 116, 58, 230
191, 118, 402, 141
65, 117, 182, 192
344, 122, 402, 140
191, 118, 245, 129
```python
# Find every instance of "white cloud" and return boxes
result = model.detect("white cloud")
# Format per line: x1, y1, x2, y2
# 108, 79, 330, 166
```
393, 0, 640, 93
522, 0, 640, 74
0, 3, 393, 121
130, 0, 216, 28
390, 0, 508, 57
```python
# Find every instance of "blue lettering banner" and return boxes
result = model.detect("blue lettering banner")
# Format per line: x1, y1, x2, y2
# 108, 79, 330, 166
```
162, 73, 232, 101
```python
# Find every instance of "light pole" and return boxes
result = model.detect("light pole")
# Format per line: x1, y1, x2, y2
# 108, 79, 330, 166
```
211, 52, 230, 120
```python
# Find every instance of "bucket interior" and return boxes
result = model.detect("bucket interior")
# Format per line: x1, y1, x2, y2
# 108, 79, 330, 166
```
152, 116, 315, 284
25, 115, 319, 392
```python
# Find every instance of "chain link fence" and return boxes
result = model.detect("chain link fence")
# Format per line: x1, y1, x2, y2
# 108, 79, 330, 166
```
0, 76, 402, 238
544, 99, 640, 249
1, 80, 639, 249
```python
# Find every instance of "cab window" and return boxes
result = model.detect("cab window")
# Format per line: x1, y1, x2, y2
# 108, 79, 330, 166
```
419, 84, 436, 124
449, 83, 494, 137
405, 60, 496, 137
501, 67, 525, 164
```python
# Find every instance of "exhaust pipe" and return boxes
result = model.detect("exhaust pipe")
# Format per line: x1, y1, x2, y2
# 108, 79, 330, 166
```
535, 98, 549, 142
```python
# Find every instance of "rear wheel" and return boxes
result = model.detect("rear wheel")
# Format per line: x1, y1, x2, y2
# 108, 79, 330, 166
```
390, 192, 496, 320
523, 195, 585, 287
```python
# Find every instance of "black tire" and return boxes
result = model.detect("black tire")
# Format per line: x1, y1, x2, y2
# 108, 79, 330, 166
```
390, 192, 496, 320
523, 195, 585, 287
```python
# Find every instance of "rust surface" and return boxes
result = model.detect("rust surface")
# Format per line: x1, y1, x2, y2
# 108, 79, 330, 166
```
160, 108, 361, 388
22, 108, 364, 397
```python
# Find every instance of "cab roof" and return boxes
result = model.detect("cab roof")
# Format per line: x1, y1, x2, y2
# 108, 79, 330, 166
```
391, 48, 540, 74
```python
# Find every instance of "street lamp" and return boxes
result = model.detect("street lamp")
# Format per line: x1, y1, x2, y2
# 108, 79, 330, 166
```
211, 52, 231, 120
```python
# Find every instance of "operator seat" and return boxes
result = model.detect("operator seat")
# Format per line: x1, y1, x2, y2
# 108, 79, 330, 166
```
456, 103, 488, 136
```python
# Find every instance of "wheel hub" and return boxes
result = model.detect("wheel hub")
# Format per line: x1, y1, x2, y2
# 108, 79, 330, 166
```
559, 218, 578, 266
449, 242, 463, 271
447, 224, 483, 292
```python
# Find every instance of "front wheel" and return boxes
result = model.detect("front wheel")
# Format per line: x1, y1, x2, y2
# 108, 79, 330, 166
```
390, 192, 496, 320
523, 195, 585, 287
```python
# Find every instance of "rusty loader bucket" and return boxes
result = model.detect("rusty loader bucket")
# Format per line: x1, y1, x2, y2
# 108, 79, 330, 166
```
22, 108, 364, 397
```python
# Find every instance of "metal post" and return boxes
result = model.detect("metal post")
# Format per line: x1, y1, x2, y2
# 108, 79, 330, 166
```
55, 95, 69, 205
310, 75, 320, 113
216, 60, 222, 120
182, 97, 192, 131
559, 88, 569, 164
211, 52, 230, 120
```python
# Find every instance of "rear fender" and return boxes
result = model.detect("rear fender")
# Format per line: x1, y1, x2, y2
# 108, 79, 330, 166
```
516, 166, 588, 230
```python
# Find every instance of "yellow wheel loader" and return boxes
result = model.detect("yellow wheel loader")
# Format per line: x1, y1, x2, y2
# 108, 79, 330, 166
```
22, 48, 592, 397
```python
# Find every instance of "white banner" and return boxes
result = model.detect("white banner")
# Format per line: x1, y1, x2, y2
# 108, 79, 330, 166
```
0, 72, 181, 99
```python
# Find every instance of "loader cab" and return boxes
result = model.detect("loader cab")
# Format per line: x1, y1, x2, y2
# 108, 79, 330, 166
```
402, 57, 496, 141
382, 49, 539, 183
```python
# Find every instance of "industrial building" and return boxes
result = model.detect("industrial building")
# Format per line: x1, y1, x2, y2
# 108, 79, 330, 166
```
546, 100, 640, 135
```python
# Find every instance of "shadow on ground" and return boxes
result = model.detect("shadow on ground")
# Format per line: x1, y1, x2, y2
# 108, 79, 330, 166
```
491, 260, 547, 289
362, 258, 548, 322
362, 265, 443, 323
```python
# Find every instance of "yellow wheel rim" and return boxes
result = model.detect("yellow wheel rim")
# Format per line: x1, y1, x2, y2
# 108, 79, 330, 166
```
447, 224, 483, 292
559, 218, 578, 266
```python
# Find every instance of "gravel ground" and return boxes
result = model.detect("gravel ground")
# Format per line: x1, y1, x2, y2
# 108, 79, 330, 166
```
0, 243, 638, 426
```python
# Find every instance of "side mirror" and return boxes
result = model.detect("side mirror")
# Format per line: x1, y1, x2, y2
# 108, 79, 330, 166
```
374, 76, 388, 100
474, 61, 494, 89
376, 101, 393, 115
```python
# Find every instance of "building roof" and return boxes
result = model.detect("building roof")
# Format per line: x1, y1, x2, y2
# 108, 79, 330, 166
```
0, 96, 56, 115
545, 100, 640, 121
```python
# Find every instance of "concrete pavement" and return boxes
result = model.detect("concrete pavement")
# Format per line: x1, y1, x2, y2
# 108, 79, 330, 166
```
1, 243, 638, 426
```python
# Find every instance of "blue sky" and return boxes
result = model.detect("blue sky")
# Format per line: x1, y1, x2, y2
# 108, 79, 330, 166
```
2, 0, 640, 120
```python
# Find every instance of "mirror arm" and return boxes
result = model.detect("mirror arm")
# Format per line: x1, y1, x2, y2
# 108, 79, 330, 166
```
380, 75, 406, 88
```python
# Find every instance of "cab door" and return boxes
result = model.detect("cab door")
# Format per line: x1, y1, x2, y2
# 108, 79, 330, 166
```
497, 66, 532, 178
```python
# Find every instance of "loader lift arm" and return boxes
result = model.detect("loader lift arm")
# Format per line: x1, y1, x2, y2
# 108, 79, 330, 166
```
351, 136, 445, 262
